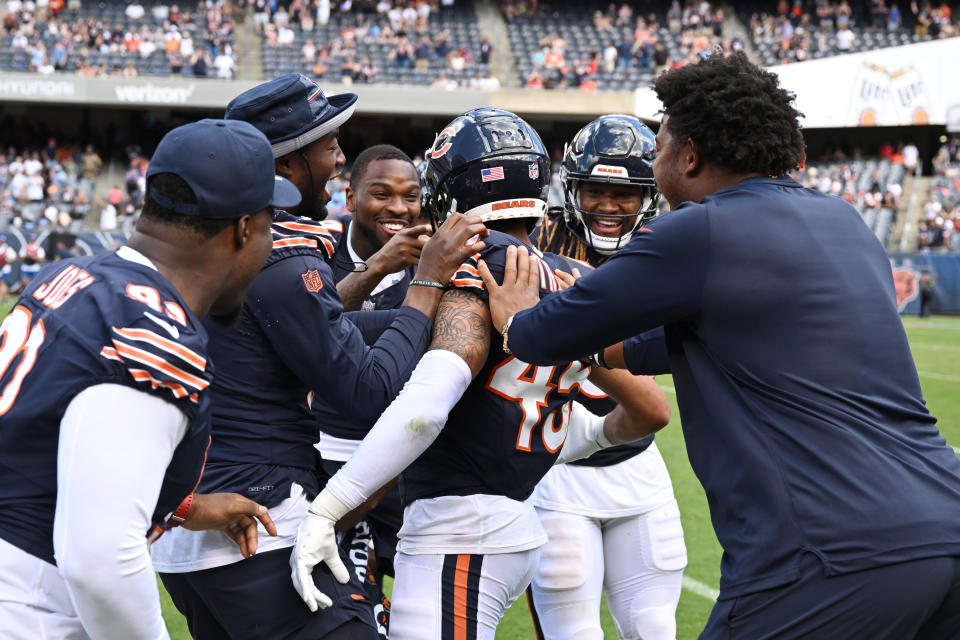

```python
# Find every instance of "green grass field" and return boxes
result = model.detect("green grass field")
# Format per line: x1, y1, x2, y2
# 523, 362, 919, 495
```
2, 299, 955, 639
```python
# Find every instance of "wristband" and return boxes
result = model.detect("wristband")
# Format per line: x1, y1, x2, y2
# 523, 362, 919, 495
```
168, 492, 195, 526
585, 348, 611, 369
409, 278, 446, 290
501, 314, 515, 355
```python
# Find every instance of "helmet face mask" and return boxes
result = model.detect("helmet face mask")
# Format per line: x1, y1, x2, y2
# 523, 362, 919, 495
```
424, 108, 551, 230
561, 115, 661, 255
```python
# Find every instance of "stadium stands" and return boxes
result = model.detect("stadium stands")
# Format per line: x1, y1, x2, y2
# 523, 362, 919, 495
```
792, 157, 906, 247
504, 1, 744, 91
0, 142, 106, 232
919, 139, 960, 252
261, 1, 492, 87
741, 1, 957, 66
0, 0, 237, 77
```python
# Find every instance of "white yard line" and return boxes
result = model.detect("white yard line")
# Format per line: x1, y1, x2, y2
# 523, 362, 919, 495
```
908, 341, 960, 352
952, 446, 960, 456
658, 383, 676, 393
682, 576, 719, 601
917, 370, 960, 383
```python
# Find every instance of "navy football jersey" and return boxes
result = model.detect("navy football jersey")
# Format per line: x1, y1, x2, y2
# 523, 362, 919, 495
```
200, 211, 431, 508
0, 250, 212, 564
401, 231, 598, 506
532, 212, 654, 467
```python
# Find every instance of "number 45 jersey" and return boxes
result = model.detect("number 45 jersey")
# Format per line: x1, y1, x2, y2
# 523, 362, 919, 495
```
399, 231, 609, 554
0, 247, 213, 565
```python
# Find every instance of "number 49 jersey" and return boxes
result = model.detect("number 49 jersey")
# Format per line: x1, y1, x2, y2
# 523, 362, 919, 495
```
401, 231, 604, 507
0, 248, 213, 565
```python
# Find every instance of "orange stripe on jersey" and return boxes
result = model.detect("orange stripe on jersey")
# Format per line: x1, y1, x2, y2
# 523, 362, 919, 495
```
114, 327, 206, 370
317, 236, 335, 256
274, 221, 333, 235
457, 263, 481, 278
451, 277, 484, 289
319, 219, 344, 233
128, 369, 190, 399
100, 346, 122, 362
273, 237, 319, 250
114, 341, 210, 391
454, 554, 471, 640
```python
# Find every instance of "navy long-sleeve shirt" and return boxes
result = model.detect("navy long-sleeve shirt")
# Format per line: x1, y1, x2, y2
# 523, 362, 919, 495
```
510, 176, 960, 598
200, 213, 431, 507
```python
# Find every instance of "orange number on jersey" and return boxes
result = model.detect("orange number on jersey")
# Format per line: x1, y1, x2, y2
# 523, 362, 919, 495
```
0, 306, 46, 416
486, 356, 590, 453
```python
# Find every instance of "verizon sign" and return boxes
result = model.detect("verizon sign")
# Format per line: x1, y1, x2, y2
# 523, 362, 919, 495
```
114, 83, 196, 104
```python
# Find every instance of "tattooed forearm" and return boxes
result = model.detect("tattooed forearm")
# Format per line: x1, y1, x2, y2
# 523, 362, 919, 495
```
429, 289, 491, 375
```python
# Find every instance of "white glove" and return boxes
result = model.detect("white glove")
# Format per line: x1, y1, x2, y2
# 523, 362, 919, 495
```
554, 401, 614, 465
290, 490, 350, 612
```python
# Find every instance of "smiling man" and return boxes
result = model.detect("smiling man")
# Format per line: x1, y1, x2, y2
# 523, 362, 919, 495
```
319, 144, 429, 611
536, 114, 660, 266
333, 145, 428, 312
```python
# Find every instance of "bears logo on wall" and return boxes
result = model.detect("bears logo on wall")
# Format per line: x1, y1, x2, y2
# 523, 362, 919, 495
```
892, 266, 919, 311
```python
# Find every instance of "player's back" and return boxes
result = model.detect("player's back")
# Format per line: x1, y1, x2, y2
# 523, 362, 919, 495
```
402, 230, 593, 507
0, 248, 212, 564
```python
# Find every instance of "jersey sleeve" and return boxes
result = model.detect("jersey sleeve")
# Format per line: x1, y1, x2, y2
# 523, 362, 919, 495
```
448, 250, 487, 299
448, 235, 567, 303
99, 311, 212, 417
270, 216, 345, 263
247, 253, 433, 426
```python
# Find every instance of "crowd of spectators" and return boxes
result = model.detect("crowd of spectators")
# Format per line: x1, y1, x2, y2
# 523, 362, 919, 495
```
919, 138, 960, 251
260, 0, 491, 87
746, 0, 959, 66
790, 145, 911, 245
0, 141, 101, 232
507, 1, 744, 92
1, 0, 238, 78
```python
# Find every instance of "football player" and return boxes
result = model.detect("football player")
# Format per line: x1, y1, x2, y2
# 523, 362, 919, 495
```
0, 119, 290, 639
152, 75, 486, 640
0, 234, 18, 301
290, 109, 672, 639
18, 233, 46, 289
333, 144, 430, 313
527, 115, 687, 640
320, 144, 431, 630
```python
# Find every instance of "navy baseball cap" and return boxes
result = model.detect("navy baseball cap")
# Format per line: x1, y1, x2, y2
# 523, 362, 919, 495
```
224, 74, 357, 158
146, 118, 300, 219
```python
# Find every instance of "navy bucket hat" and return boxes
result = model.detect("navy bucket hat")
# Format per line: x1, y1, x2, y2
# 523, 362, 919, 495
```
225, 74, 358, 158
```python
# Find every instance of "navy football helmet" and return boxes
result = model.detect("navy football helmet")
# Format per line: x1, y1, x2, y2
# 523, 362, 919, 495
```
416, 155, 432, 216
423, 108, 550, 229
561, 114, 660, 255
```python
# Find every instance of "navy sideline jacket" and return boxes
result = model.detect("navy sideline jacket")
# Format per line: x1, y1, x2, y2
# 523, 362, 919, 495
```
510, 176, 960, 598
199, 212, 431, 508
317, 216, 417, 441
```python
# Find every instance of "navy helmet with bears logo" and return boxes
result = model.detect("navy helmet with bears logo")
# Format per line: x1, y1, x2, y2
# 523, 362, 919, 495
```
422, 108, 550, 230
